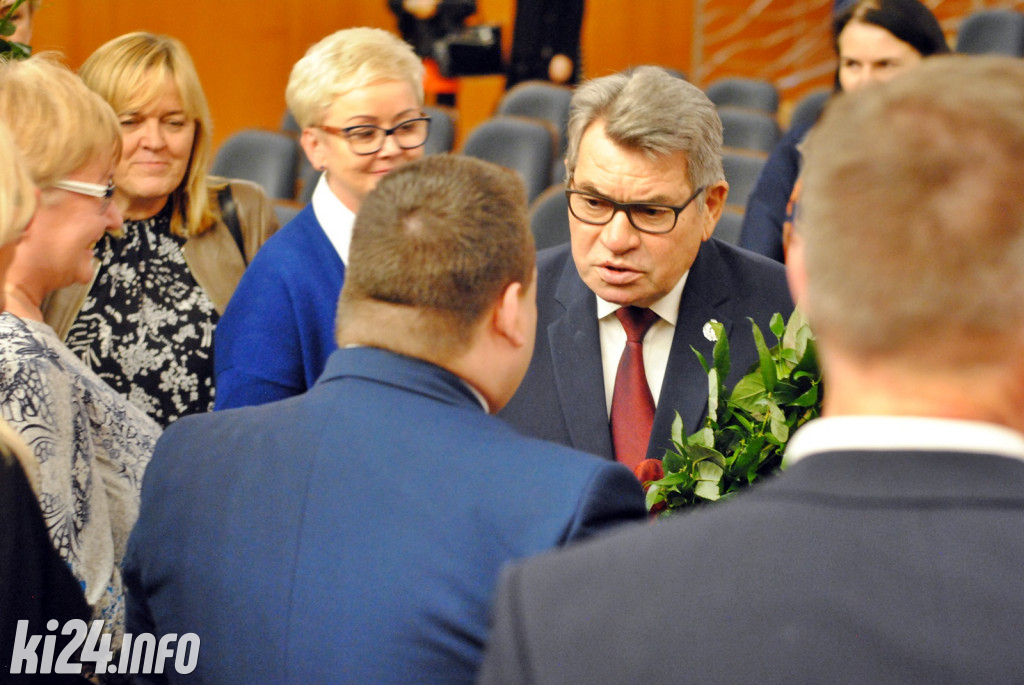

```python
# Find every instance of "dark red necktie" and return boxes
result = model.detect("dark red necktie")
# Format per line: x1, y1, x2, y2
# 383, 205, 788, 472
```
610, 306, 659, 470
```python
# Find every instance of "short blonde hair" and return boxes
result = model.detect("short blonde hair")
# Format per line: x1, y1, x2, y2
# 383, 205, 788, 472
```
799, 55, 1024, 360
0, 53, 121, 190
80, 32, 218, 237
0, 121, 36, 249
286, 27, 424, 129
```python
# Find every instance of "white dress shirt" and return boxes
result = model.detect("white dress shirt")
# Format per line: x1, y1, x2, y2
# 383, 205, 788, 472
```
310, 172, 355, 266
597, 273, 689, 416
785, 415, 1024, 466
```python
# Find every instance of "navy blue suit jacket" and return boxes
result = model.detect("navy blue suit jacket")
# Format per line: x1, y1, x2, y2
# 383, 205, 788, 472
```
124, 347, 645, 684
479, 449, 1024, 683
500, 238, 794, 462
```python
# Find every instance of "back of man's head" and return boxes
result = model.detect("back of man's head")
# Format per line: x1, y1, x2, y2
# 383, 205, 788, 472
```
337, 154, 535, 359
798, 55, 1024, 368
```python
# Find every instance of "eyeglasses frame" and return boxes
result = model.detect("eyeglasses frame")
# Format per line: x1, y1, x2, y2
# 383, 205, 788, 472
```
52, 178, 117, 212
565, 185, 707, 235
315, 116, 433, 156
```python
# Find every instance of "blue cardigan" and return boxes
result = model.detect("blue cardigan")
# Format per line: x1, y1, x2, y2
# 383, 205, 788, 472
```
214, 204, 345, 410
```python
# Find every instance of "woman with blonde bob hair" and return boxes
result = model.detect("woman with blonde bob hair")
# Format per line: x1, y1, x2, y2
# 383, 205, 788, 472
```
214, 27, 428, 410
44, 32, 279, 426
0, 53, 161, 647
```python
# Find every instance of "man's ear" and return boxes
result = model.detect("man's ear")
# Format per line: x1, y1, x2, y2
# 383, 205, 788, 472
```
493, 281, 527, 347
786, 229, 808, 306
701, 180, 729, 241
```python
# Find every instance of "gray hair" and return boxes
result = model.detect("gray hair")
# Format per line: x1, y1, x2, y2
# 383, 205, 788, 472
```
565, 66, 724, 190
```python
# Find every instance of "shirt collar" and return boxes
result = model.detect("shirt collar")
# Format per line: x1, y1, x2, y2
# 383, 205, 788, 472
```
595, 271, 689, 324
310, 172, 356, 265
785, 415, 1024, 466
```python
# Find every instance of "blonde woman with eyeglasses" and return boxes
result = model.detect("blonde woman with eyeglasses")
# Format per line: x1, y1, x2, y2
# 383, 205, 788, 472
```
0, 53, 160, 647
213, 27, 428, 410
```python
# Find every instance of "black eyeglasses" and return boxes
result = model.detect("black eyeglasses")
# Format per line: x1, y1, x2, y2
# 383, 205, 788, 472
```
566, 185, 706, 234
52, 178, 117, 213
316, 116, 432, 155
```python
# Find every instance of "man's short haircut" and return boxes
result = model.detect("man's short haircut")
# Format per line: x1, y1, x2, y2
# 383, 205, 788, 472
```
286, 27, 424, 129
799, 55, 1024, 360
564, 66, 724, 193
0, 53, 121, 190
337, 154, 534, 355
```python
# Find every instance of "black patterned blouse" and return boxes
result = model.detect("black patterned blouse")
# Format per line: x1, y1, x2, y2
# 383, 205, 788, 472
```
65, 204, 219, 426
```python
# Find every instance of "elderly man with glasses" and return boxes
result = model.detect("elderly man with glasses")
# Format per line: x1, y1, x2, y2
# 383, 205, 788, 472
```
500, 66, 794, 473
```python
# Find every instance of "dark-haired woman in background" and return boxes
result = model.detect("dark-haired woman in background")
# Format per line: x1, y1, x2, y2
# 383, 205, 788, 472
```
739, 0, 950, 262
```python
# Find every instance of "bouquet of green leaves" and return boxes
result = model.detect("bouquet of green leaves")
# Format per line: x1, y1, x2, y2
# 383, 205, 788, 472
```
1, 0, 31, 60
644, 309, 822, 516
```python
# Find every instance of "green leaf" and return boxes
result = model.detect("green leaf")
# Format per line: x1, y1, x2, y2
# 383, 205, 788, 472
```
791, 384, 819, 408
710, 321, 730, 382
769, 312, 785, 340
729, 374, 767, 413
661, 449, 684, 474
750, 319, 778, 393
692, 346, 710, 375
732, 435, 766, 475
682, 444, 725, 468
0, 19, 14, 35
782, 306, 810, 351
645, 484, 663, 511
695, 458, 724, 485
768, 402, 789, 443
793, 322, 814, 358
694, 481, 722, 501
707, 368, 719, 423
671, 412, 687, 448
792, 339, 819, 377
694, 459, 724, 501
649, 471, 692, 488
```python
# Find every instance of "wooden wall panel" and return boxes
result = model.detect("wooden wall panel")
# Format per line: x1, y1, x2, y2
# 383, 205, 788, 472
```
27, 1, 1024, 153
695, 0, 1024, 121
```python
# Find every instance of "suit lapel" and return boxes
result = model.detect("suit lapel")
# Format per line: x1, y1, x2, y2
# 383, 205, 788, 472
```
647, 241, 737, 460
549, 260, 615, 459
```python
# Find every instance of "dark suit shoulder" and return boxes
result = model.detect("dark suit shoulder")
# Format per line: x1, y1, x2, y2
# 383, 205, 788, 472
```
535, 243, 575, 294
689, 238, 794, 318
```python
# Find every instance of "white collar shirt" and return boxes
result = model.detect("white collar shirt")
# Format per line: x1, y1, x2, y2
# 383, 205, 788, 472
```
784, 415, 1024, 467
597, 272, 689, 416
310, 172, 355, 266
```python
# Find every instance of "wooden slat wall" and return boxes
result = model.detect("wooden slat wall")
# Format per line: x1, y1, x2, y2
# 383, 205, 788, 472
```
28, 1, 1024, 152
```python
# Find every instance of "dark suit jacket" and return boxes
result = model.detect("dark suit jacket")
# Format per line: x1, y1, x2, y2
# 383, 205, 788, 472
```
124, 347, 645, 684
500, 238, 793, 462
479, 449, 1024, 684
